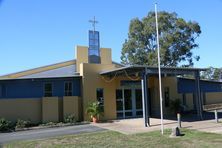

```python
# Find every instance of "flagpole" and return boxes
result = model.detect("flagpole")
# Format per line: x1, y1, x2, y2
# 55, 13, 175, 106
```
155, 3, 164, 135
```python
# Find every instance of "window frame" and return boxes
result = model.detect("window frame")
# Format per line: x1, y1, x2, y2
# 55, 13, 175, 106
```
164, 87, 170, 107
44, 82, 53, 97
96, 88, 104, 112
64, 81, 73, 96
0, 85, 2, 98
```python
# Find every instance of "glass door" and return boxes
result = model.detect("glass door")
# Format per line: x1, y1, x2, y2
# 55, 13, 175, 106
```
116, 89, 133, 119
124, 89, 133, 118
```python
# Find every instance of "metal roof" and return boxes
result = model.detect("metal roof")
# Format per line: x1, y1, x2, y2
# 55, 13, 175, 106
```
0, 64, 80, 81
100, 65, 207, 77
0, 60, 76, 78
18, 64, 78, 79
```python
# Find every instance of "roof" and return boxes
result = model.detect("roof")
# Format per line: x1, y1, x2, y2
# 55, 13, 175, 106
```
0, 59, 123, 80
19, 65, 78, 79
0, 60, 77, 80
100, 65, 207, 77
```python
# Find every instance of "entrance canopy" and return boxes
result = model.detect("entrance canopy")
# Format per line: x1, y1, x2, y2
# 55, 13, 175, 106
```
100, 65, 206, 77
100, 65, 207, 127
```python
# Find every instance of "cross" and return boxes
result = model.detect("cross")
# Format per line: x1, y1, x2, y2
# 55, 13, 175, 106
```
89, 16, 98, 32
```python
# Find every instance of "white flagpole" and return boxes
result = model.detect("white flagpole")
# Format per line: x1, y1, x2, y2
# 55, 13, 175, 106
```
155, 3, 164, 135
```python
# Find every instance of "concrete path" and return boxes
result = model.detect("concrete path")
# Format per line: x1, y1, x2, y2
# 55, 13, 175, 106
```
0, 124, 106, 144
93, 118, 222, 134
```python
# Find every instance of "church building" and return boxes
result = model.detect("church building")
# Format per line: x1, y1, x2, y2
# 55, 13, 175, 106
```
0, 27, 222, 125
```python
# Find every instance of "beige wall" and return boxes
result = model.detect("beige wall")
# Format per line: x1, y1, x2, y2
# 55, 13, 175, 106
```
42, 97, 60, 123
76, 46, 88, 73
186, 93, 194, 110
0, 96, 82, 123
100, 48, 112, 64
149, 76, 183, 115
80, 63, 118, 120
63, 96, 81, 121
206, 92, 222, 104
75, 46, 113, 73
0, 98, 42, 123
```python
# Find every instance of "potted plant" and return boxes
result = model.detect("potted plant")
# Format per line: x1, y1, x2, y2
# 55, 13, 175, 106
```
86, 101, 103, 123
169, 99, 182, 115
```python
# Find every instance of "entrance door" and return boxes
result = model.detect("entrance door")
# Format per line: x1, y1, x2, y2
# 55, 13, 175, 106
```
116, 88, 142, 119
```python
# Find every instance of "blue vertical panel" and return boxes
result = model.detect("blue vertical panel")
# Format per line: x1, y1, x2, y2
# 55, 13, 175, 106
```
5, 80, 43, 98
42, 78, 81, 97
73, 78, 81, 96
201, 81, 222, 92
2, 84, 6, 98
177, 78, 222, 93
0, 85, 1, 97
177, 78, 195, 93
88, 30, 100, 63
0, 77, 81, 99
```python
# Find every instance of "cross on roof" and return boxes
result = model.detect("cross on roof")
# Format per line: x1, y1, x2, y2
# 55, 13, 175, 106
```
89, 16, 98, 32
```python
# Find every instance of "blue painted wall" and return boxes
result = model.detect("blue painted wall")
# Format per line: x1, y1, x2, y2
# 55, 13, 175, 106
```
0, 77, 81, 99
177, 78, 222, 93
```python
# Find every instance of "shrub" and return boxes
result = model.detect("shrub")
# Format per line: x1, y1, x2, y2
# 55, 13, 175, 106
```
86, 101, 103, 119
169, 99, 182, 114
0, 118, 11, 131
41, 122, 57, 126
64, 114, 76, 123
16, 119, 31, 129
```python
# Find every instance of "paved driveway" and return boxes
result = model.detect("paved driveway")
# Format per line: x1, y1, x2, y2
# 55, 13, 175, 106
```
0, 124, 105, 144
93, 117, 222, 134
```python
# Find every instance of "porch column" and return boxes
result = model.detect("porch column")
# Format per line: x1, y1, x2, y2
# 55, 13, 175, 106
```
142, 69, 150, 127
195, 71, 203, 120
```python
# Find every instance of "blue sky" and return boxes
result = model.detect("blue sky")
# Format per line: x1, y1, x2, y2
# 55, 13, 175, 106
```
0, 0, 222, 75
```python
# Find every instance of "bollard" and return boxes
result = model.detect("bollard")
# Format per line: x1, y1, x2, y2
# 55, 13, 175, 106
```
215, 110, 219, 123
177, 113, 181, 128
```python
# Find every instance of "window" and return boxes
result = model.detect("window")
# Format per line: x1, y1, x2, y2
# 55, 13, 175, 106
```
203, 93, 206, 105
96, 88, 104, 112
164, 87, 170, 107
0, 85, 2, 98
88, 30, 100, 63
64, 82, 73, 96
44, 83, 52, 97
193, 93, 196, 110
182, 94, 187, 106
116, 89, 123, 111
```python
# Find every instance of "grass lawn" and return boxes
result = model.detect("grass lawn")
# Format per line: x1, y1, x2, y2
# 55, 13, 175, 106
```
3, 129, 222, 148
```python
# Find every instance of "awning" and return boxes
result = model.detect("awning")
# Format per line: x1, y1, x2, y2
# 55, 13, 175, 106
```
100, 65, 207, 77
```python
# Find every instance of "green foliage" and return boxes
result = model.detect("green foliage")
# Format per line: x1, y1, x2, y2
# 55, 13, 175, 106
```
41, 122, 57, 126
16, 119, 31, 129
0, 118, 11, 131
86, 101, 103, 119
200, 67, 222, 80
64, 114, 76, 123
169, 99, 182, 114
121, 11, 201, 67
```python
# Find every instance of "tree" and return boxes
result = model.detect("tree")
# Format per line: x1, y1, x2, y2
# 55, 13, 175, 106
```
201, 67, 222, 80
121, 11, 201, 67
